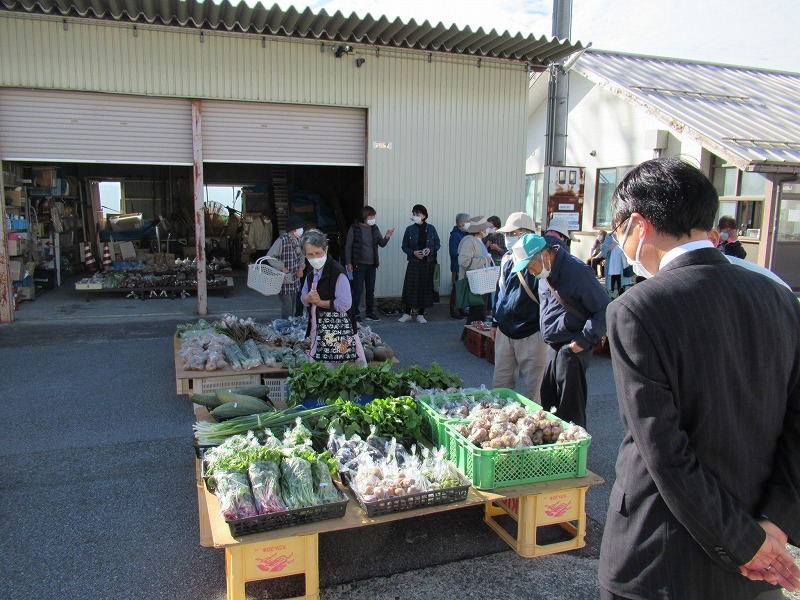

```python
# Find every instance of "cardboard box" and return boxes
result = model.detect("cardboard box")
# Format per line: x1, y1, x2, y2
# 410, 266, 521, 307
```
9, 258, 24, 281
33, 167, 57, 188
5, 187, 23, 207
7, 238, 22, 255
18, 285, 35, 301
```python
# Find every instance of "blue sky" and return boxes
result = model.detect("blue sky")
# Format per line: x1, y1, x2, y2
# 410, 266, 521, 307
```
273, 0, 798, 72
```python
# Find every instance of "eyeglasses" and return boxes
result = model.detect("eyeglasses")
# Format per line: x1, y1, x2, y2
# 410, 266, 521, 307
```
609, 217, 630, 245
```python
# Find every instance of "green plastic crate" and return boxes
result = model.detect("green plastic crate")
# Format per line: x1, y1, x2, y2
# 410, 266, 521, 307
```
416, 388, 541, 451
442, 414, 590, 490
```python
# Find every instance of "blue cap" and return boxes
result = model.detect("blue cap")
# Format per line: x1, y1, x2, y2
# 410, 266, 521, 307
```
510, 234, 547, 273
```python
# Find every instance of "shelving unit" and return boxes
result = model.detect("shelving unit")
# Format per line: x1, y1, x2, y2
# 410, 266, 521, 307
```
3, 170, 35, 303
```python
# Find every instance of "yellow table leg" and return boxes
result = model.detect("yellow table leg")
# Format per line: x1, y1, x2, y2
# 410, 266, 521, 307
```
303, 535, 320, 599
226, 546, 246, 600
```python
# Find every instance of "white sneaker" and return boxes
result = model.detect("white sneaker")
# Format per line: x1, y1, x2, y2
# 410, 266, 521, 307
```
398, 314, 412, 323
416, 315, 427, 324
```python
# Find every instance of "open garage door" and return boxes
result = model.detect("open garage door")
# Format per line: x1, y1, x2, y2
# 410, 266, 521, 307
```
0, 89, 193, 165
200, 100, 366, 166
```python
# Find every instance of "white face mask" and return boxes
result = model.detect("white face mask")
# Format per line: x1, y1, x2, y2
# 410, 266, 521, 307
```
487, 227, 496, 234
366, 219, 376, 226
504, 235, 519, 249
294, 228, 304, 237
411, 215, 422, 224
535, 254, 551, 280
308, 255, 326, 270
619, 218, 654, 278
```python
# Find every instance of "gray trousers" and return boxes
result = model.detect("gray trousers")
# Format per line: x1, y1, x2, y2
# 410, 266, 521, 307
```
279, 292, 296, 319
491, 329, 547, 404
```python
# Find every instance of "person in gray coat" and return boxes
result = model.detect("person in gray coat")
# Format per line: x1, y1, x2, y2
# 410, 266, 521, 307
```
599, 157, 800, 599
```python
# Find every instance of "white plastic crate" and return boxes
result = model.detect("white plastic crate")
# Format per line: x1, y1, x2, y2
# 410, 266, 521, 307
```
263, 376, 288, 405
193, 373, 261, 394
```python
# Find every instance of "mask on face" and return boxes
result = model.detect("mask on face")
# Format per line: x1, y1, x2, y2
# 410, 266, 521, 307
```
535, 255, 551, 280
308, 255, 327, 270
504, 235, 519, 249
294, 228, 304, 237
619, 219, 654, 278
487, 227, 496, 234
411, 215, 422, 224
719, 231, 730, 243
366, 219, 376, 226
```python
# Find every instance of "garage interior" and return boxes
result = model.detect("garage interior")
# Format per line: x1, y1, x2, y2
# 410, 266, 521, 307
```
4, 159, 364, 305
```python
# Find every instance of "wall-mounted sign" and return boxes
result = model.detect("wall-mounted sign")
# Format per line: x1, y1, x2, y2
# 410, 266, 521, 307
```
373, 141, 393, 150
545, 166, 585, 232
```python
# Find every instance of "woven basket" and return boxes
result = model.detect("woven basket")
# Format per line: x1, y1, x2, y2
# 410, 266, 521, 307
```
247, 256, 285, 296
466, 266, 501, 294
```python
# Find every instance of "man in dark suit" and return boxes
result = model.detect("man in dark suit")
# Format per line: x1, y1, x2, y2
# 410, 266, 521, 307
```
598, 157, 800, 600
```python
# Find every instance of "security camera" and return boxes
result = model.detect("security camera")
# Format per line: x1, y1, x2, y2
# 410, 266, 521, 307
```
332, 44, 352, 58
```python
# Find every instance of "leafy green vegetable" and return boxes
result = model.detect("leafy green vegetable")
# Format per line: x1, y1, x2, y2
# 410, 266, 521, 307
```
363, 396, 421, 440
399, 362, 463, 390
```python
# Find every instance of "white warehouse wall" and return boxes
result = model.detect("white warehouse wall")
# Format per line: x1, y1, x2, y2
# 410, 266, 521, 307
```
0, 13, 530, 297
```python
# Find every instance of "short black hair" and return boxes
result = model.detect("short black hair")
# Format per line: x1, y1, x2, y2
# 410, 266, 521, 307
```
412, 204, 428, 219
613, 157, 719, 238
488, 215, 501, 228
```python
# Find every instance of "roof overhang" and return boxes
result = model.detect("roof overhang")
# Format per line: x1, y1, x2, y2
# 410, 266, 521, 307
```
0, 0, 584, 68
573, 51, 800, 173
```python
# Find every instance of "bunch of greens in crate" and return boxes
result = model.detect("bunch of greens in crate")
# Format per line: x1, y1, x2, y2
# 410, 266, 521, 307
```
399, 362, 463, 391
205, 423, 341, 520
286, 361, 405, 406
326, 397, 421, 441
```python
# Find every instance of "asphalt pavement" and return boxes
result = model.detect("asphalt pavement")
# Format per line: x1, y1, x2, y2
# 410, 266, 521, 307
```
3, 272, 791, 600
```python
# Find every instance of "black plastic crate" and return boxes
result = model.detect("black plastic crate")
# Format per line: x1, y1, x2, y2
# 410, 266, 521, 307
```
349, 466, 471, 517
225, 490, 349, 537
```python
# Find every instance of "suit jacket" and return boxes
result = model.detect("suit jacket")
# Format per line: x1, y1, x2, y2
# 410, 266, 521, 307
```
599, 248, 800, 600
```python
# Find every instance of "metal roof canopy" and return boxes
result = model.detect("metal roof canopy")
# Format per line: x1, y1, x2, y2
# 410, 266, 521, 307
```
574, 50, 800, 172
0, 0, 582, 67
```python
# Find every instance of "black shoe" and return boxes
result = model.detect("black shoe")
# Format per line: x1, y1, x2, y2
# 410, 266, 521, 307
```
364, 313, 380, 322
450, 314, 463, 320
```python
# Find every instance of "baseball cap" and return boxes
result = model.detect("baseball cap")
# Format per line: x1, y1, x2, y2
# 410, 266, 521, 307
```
510, 234, 547, 273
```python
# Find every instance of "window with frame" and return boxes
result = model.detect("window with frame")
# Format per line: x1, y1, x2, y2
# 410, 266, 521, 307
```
595, 166, 634, 228
711, 156, 766, 237
524, 173, 544, 228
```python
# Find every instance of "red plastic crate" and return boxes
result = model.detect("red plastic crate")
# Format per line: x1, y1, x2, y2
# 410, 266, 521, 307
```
465, 327, 486, 358
484, 337, 495, 364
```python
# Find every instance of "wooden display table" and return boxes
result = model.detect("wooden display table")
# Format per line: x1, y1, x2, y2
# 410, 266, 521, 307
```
197, 464, 603, 600
175, 336, 399, 396
76, 276, 233, 302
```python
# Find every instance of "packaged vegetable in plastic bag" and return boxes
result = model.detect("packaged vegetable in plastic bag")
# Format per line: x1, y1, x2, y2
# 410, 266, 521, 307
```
214, 470, 258, 520
280, 456, 320, 509
248, 460, 286, 514
312, 459, 341, 504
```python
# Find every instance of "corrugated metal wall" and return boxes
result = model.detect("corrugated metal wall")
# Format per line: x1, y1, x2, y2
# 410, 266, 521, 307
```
0, 13, 528, 297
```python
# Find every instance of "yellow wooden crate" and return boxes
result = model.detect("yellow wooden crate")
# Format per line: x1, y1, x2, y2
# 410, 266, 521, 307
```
483, 484, 588, 558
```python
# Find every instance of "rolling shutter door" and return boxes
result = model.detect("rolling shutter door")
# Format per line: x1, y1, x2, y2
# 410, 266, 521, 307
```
201, 100, 366, 166
0, 89, 193, 165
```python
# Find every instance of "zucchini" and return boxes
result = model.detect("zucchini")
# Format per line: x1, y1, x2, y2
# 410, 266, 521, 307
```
211, 397, 275, 419
215, 390, 267, 405
222, 385, 271, 400
190, 393, 222, 409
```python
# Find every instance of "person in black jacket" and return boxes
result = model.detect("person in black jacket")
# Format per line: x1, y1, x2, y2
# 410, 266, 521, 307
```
491, 212, 547, 403
344, 206, 394, 322
717, 215, 747, 259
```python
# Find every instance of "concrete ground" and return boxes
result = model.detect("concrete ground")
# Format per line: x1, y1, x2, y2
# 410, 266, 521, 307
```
1, 272, 796, 599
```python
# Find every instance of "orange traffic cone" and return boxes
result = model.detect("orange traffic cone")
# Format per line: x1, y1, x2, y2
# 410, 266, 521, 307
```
102, 242, 113, 270
84, 243, 97, 272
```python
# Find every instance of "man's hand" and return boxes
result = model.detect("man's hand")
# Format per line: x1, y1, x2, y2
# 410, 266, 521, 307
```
739, 520, 800, 591
386, 228, 395, 238
296, 267, 303, 279
490, 327, 496, 341
567, 341, 584, 353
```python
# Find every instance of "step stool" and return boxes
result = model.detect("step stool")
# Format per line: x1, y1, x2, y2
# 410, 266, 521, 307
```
483, 483, 589, 557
